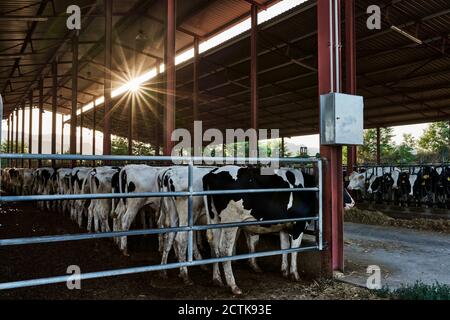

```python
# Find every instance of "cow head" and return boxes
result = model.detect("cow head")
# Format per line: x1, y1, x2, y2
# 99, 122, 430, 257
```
397, 172, 411, 195
347, 171, 366, 192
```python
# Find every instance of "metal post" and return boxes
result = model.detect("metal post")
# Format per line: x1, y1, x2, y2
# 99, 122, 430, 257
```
38, 78, 43, 167
187, 161, 194, 262
61, 115, 64, 154
318, 0, 344, 275
6, 114, 11, 167
250, 4, 258, 131
155, 62, 162, 156
193, 37, 200, 124
71, 32, 79, 167
281, 137, 285, 158
164, 0, 176, 156
103, 0, 112, 159
80, 112, 83, 157
52, 60, 57, 168
28, 91, 33, 168
92, 100, 96, 166
6, 115, 10, 167
14, 109, 18, 167
21, 104, 25, 167
345, 0, 357, 173
376, 127, 381, 164
128, 100, 133, 155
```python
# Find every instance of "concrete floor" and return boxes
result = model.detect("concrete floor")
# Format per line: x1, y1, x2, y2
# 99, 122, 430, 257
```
342, 222, 450, 289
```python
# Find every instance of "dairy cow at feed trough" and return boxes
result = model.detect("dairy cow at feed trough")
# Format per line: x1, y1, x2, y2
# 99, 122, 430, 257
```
202, 166, 317, 295
413, 166, 439, 206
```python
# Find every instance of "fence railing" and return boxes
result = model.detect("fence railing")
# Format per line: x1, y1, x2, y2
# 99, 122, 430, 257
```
0, 153, 324, 290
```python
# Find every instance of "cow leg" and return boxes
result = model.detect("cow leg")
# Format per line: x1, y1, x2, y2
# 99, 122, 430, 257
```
279, 231, 290, 278
289, 232, 305, 282
207, 228, 223, 287
219, 227, 241, 295
87, 202, 95, 232
245, 232, 261, 273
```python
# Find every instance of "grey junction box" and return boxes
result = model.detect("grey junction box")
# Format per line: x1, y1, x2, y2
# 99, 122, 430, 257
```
320, 93, 364, 146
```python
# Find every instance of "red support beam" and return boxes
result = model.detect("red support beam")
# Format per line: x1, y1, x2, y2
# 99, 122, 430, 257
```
7, 116, 10, 167
71, 32, 79, 167
103, 0, 112, 159
38, 78, 43, 167
250, 4, 259, 131
92, 100, 96, 166
51, 60, 57, 168
61, 115, 64, 154
318, 0, 344, 275
80, 109, 83, 156
345, 0, 357, 173
193, 36, 200, 123
14, 109, 18, 167
376, 127, 381, 164
21, 104, 25, 167
128, 100, 134, 156
28, 91, 33, 168
164, 0, 176, 156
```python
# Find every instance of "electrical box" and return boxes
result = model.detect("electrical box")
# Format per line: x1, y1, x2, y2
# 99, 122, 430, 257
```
320, 93, 364, 146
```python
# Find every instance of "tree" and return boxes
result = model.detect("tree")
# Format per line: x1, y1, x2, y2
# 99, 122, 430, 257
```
418, 121, 450, 160
111, 137, 155, 156
357, 128, 395, 163
392, 133, 416, 164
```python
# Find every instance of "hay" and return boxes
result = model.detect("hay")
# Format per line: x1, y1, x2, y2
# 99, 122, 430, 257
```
345, 208, 450, 234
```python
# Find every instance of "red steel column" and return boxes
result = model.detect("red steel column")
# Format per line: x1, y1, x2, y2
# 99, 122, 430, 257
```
28, 91, 33, 168
14, 109, 18, 167
71, 33, 79, 168
376, 127, 381, 164
92, 100, 96, 166
128, 99, 134, 155
103, 0, 112, 158
38, 78, 43, 167
7, 115, 10, 167
21, 104, 25, 167
61, 115, 64, 154
164, 0, 176, 156
250, 4, 258, 131
318, 0, 344, 274
193, 37, 200, 124
52, 60, 58, 168
345, 0, 357, 173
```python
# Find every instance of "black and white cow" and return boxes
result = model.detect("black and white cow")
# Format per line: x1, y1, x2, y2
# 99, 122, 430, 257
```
435, 166, 450, 207
413, 166, 439, 206
86, 166, 121, 233
157, 166, 214, 284
112, 165, 166, 255
202, 166, 317, 294
70, 167, 92, 226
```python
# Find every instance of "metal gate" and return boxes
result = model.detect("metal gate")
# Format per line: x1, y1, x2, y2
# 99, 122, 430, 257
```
0, 153, 324, 291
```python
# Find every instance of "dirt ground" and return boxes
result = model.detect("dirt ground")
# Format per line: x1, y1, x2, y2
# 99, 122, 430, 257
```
0, 202, 378, 300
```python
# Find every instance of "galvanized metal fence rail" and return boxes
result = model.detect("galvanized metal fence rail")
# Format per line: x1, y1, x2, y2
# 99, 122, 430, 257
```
0, 153, 324, 290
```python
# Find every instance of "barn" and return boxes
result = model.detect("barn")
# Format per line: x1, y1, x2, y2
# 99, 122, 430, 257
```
0, 0, 449, 300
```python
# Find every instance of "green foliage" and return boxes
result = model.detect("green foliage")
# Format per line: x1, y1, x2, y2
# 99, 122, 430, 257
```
358, 128, 395, 163
111, 137, 154, 156
377, 281, 450, 300
418, 121, 450, 160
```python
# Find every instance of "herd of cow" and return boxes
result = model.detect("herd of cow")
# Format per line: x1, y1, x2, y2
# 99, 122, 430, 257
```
1, 164, 356, 294
347, 165, 450, 208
